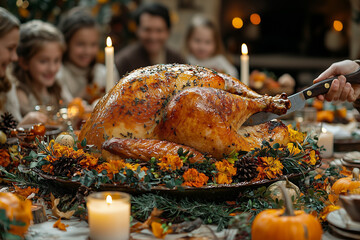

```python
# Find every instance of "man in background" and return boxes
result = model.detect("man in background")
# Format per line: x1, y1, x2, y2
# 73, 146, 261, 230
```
115, 3, 185, 77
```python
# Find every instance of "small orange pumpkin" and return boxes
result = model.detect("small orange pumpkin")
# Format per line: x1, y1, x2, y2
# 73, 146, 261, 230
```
0, 192, 33, 237
316, 110, 334, 123
312, 99, 323, 111
336, 107, 347, 119
332, 168, 360, 196
252, 183, 322, 240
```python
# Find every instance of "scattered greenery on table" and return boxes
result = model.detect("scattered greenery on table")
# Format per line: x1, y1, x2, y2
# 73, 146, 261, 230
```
0, 125, 347, 239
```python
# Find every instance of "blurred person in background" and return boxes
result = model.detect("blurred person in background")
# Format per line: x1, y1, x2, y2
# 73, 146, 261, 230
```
13, 20, 71, 117
115, 3, 185, 77
0, 7, 47, 125
185, 16, 238, 78
57, 8, 119, 104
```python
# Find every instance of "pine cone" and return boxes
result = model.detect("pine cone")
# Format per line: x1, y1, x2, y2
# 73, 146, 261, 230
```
234, 156, 258, 182
52, 156, 84, 177
0, 112, 18, 134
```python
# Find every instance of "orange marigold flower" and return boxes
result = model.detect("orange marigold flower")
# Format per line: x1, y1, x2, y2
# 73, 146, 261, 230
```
14, 185, 39, 199
255, 157, 283, 180
158, 155, 183, 171
215, 160, 237, 184
182, 168, 209, 187
41, 164, 54, 174
101, 160, 126, 179
0, 149, 10, 167
42, 140, 99, 173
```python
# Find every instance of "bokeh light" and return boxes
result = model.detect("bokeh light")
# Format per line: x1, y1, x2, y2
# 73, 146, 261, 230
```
250, 13, 261, 25
232, 17, 243, 29
333, 20, 343, 32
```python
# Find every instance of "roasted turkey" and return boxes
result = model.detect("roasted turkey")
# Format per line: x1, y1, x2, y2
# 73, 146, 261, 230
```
79, 64, 291, 161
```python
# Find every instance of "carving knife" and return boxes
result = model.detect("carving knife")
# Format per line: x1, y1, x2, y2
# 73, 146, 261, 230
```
243, 68, 360, 126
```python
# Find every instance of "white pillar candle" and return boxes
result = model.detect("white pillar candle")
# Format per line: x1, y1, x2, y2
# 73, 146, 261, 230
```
317, 128, 334, 158
87, 192, 130, 240
105, 37, 114, 93
241, 43, 249, 86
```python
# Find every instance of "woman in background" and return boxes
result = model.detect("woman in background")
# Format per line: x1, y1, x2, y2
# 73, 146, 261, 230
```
12, 20, 71, 117
185, 16, 238, 78
0, 7, 47, 125
57, 8, 119, 103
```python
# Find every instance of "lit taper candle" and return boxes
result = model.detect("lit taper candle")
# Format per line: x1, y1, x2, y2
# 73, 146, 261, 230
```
105, 36, 114, 93
241, 43, 249, 86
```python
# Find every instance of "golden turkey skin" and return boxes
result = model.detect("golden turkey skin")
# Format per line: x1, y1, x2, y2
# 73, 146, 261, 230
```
79, 64, 291, 160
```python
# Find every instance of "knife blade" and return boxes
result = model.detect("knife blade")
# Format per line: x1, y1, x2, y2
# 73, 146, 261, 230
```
243, 67, 360, 126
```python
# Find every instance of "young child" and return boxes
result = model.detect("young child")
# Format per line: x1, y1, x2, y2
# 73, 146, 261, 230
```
185, 16, 238, 78
57, 8, 119, 103
12, 20, 71, 117
0, 8, 47, 125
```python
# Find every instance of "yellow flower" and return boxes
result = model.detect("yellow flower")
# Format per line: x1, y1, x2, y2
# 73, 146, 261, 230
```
287, 125, 305, 143
158, 155, 183, 171
309, 150, 317, 165
124, 163, 141, 171
255, 157, 283, 180
287, 143, 301, 155
182, 168, 209, 187
319, 204, 340, 222
215, 160, 237, 184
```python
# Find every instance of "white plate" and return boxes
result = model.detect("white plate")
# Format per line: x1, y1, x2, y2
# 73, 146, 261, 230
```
343, 152, 360, 162
342, 158, 360, 164
329, 224, 360, 240
327, 209, 360, 232
340, 159, 360, 168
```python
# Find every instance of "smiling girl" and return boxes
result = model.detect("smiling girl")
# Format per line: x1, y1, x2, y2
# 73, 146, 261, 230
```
12, 20, 71, 117
185, 16, 238, 78
0, 8, 47, 125
57, 8, 119, 103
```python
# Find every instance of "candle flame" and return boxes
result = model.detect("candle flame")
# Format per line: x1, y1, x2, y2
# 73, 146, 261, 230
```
241, 44, 248, 55
106, 195, 112, 205
106, 37, 112, 47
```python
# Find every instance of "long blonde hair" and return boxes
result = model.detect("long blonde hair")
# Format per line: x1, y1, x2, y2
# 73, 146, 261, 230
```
13, 20, 65, 107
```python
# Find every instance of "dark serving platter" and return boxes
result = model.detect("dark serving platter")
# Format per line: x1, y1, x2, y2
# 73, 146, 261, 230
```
35, 163, 321, 200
